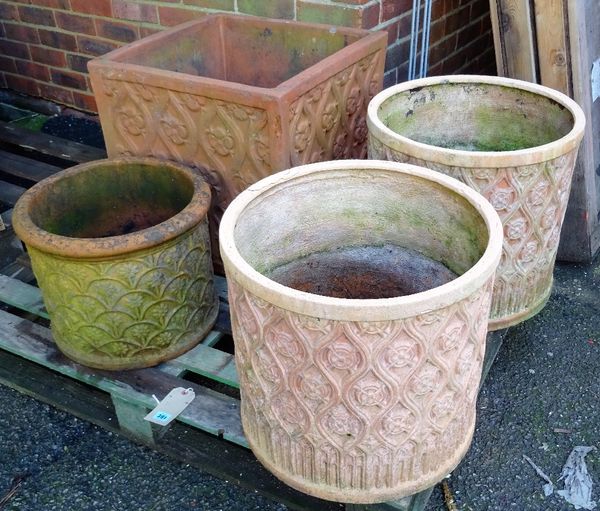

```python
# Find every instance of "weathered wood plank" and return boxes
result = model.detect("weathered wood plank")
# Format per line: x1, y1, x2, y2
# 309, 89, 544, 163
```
489, 0, 537, 81
0, 180, 26, 206
0, 274, 48, 318
0, 309, 247, 446
161, 342, 239, 388
534, 0, 571, 95
0, 149, 62, 183
0, 121, 106, 164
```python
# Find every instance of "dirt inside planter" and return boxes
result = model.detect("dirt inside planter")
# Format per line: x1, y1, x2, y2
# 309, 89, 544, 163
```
29, 162, 194, 239
266, 244, 458, 299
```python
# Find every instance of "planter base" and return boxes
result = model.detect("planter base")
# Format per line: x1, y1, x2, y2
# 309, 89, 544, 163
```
243, 412, 476, 504
488, 279, 552, 331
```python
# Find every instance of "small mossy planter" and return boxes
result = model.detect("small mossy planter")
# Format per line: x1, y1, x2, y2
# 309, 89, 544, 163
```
12, 157, 218, 370
219, 160, 502, 503
367, 75, 586, 330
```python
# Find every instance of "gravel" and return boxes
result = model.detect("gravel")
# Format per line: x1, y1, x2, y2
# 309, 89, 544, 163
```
425, 258, 600, 510
0, 387, 287, 511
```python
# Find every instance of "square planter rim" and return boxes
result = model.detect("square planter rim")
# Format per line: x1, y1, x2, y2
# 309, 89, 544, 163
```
219, 159, 503, 323
367, 74, 586, 168
88, 15, 387, 103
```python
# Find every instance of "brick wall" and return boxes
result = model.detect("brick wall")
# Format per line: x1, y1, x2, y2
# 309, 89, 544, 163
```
0, 0, 495, 113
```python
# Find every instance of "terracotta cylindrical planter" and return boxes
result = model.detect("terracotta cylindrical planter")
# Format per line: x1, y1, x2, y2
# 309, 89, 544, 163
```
367, 75, 585, 330
88, 15, 387, 272
220, 160, 502, 503
13, 158, 218, 370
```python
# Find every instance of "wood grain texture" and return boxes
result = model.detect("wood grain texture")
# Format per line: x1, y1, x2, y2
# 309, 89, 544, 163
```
490, 0, 537, 81
534, 0, 571, 95
0, 121, 106, 164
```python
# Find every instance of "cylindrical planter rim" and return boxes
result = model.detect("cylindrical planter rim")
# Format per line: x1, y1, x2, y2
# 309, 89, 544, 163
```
220, 159, 503, 322
367, 74, 586, 168
13, 156, 212, 259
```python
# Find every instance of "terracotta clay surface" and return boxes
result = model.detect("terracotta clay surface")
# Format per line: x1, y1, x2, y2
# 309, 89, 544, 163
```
219, 160, 503, 502
368, 75, 585, 330
88, 15, 387, 271
12, 158, 218, 370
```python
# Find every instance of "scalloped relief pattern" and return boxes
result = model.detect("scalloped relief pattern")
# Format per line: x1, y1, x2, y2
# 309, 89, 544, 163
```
228, 276, 493, 497
369, 136, 578, 324
29, 223, 217, 367
289, 51, 383, 166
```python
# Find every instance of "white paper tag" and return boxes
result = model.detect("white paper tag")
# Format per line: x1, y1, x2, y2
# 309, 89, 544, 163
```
144, 387, 195, 426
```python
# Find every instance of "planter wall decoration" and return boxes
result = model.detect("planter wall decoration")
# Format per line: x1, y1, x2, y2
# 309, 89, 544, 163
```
367, 75, 585, 330
88, 15, 387, 270
12, 158, 218, 370
219, 160, 503, 503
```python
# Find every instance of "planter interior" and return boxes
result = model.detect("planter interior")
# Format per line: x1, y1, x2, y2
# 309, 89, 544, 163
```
13, 158, 218, 370
220, 161, 502, 503
116, 16, 363, 89
378, 81, 574, 152
31, 162, 193, 240
234, 170, 489, 292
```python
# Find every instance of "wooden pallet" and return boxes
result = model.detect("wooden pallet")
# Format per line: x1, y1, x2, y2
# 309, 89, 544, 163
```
0, 120, 507, 511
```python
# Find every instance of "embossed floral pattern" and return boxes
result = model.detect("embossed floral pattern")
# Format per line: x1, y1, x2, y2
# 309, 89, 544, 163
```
228, 275, 492, 498
369, 139, 579, 326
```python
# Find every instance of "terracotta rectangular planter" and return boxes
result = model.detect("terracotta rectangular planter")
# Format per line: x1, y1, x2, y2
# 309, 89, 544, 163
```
88, 15, 387, 270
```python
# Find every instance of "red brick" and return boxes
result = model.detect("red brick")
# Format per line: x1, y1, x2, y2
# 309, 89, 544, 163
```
444, 5, 470, 34
140, 26, 162, 38
30, 45, 67, 67
384, 40, 409, 72
71, 0, 112, 17
470, 0, 490, 20
361, 2, 380, 28
67, 53, 91, 72
0, 39, 30, 59
51, 68, 87, 89
383, 68, 397, 88
15, 59, 50, 81
0, 56, 17, 73
72, 90, 98, 112
428, 33, 457, 66
39, 82, 73, 105
3, 22, 40, 44
56, 12, 96, 34
5, 73, 40, 96
38, 28, 78, 51
383, 20, 400, 45
18, 5, 55, 26
0, 3, 19, 21
158, 6, 204, 27
331, 0, 371, 4
112, 0, 158, 23
184, 0, 235, 10
95, 19, 138, 43
397, 11, 412, 38
381, 0, 411, 22
17, 0, 70, 8
77, 35, 119, 56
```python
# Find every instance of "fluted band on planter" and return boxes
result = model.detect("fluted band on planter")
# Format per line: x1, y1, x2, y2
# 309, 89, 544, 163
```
220, 160, 502, 503
13, 157, 218, 370
367, 75, 586, 330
